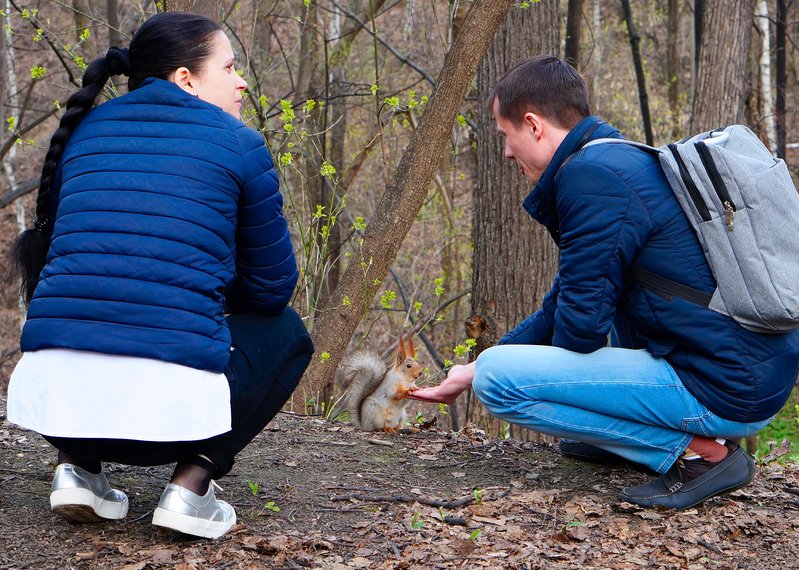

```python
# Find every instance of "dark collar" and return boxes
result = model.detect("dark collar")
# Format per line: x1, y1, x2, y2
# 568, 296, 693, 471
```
521, 116, 622, 243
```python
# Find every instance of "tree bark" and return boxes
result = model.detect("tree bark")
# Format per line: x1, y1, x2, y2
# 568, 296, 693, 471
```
472, 1, 560, 439
667, 0, 680, 137
161, 0, 219, 19
107, 0, 121, 48
300, 0, 514, 400
690, 0, 756, 132
472, 0, 559, 345
693, 0, 704, 75
775, 0, 787, 159
564, 0, 582, 69
756, 0, 776, 152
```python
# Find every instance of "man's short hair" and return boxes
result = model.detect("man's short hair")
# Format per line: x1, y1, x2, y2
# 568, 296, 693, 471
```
489, 55, 590, 130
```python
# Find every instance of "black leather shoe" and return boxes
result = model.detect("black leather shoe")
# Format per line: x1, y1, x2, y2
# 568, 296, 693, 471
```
559, 439, 628, 464
618, 442, 755, 510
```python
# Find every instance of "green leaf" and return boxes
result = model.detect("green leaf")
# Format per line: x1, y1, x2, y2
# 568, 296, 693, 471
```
380, 290, 396, 309
319, 161, 336, 178
263, 500, 280, 512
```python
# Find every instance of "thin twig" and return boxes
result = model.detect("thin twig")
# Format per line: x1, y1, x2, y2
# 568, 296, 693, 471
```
124, 510, 154, 524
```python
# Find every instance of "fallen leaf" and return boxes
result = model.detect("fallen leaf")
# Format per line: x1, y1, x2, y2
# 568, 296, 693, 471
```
348, 556, 372, 568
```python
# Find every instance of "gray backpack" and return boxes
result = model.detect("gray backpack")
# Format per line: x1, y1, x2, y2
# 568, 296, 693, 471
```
586, 125, 799, 334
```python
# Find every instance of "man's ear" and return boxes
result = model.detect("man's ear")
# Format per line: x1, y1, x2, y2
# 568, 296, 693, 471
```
171, 66, 195, 95
523, 112, 545, 140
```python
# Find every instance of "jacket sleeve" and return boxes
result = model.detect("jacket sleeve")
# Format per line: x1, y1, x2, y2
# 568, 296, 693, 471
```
551, 159, 652, 352
498, 275, 559, 345
226, 126, 298, 314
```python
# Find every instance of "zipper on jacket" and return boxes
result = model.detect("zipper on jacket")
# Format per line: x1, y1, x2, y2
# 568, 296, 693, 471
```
695, 141, 737, 231
667, 144, 711, 222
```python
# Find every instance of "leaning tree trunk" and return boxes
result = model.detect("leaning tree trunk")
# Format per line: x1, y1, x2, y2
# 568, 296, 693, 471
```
690, 0, 756, 132
300, 0, 514, 402
472, 0, 560, 440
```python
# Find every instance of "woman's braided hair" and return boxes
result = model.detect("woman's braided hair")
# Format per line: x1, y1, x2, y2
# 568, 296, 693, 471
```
9, 12, 221, 305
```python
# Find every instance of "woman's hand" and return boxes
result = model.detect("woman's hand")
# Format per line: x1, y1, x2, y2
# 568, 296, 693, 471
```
406, 361, 476, 404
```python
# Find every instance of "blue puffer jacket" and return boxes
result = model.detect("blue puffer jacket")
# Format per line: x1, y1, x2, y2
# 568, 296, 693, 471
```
21, 78, 298, 373
499, 116, 799, 422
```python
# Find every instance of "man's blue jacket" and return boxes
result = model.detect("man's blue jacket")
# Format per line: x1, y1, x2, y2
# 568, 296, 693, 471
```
499, 116, 799, 422
21, 78, 298, 373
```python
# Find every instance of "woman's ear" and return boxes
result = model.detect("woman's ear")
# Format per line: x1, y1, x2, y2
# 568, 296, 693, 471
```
170, 66, 195, 95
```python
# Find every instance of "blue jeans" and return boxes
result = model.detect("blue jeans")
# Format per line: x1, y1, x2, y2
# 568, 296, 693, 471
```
472, 345, 769, 474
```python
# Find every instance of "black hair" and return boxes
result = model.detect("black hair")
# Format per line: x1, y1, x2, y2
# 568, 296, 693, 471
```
9, 12, 222, 305
489, 55, 590, 130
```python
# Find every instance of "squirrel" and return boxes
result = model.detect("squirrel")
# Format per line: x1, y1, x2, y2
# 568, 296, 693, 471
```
340, 336, 423, 432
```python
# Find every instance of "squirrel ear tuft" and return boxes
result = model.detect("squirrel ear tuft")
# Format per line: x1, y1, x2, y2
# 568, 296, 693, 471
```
408, 336, 416, 358
397, 335, 407, 362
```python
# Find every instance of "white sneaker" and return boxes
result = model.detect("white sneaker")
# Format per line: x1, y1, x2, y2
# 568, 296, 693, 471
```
152, 481, 236, 539
50, 464, 129, 522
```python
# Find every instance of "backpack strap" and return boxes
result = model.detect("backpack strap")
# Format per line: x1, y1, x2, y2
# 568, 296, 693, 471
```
629, 266, 712, 307
582, 138, 714, 308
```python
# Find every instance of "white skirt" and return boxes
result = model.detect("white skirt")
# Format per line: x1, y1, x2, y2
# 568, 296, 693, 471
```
7, 348, 231, 441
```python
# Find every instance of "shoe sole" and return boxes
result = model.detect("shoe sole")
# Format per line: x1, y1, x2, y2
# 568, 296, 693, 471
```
152, 507, 235, 539
50, 488, 129, 521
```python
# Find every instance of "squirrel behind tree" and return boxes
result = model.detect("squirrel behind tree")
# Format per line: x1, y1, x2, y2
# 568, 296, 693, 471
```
341, 336, 423, 432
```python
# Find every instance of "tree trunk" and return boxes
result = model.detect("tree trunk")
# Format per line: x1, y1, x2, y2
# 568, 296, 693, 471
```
300, 0, 515, 402
756, 0, 776, 152
620, 0, 653, 145
667, 0, 680, 137
473, 1, 559, 347
107, 0, 121, 48
302, 1, 387, 407
472, 0, 560, 439
564, 0, 582, 69
690, 0, 755, 132
693, 0, 704, 75
590, 0, 601, 112
775, 0, 787, 159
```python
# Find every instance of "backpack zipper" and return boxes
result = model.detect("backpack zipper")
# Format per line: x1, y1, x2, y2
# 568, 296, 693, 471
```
695, 141, 737, 231
667, 144, 711, 222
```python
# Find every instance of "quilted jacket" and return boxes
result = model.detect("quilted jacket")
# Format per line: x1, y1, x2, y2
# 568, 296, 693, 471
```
499, 115, 799, 422
21, 78, 298, 373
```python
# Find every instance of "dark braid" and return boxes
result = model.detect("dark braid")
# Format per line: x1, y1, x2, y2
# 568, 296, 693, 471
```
9, 12, 220, 306
10, 50, 129, 304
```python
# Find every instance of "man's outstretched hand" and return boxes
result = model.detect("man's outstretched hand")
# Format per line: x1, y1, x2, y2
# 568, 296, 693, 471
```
406, 361, 477, 404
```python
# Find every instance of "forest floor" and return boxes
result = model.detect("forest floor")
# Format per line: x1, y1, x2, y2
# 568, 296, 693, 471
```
1, 395, 799, 570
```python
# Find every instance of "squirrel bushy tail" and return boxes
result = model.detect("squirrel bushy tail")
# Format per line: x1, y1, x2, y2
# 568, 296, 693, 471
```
340, 352, 387, 428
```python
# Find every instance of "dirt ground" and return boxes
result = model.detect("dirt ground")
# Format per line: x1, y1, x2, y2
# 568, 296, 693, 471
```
1, 395, 798, 570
